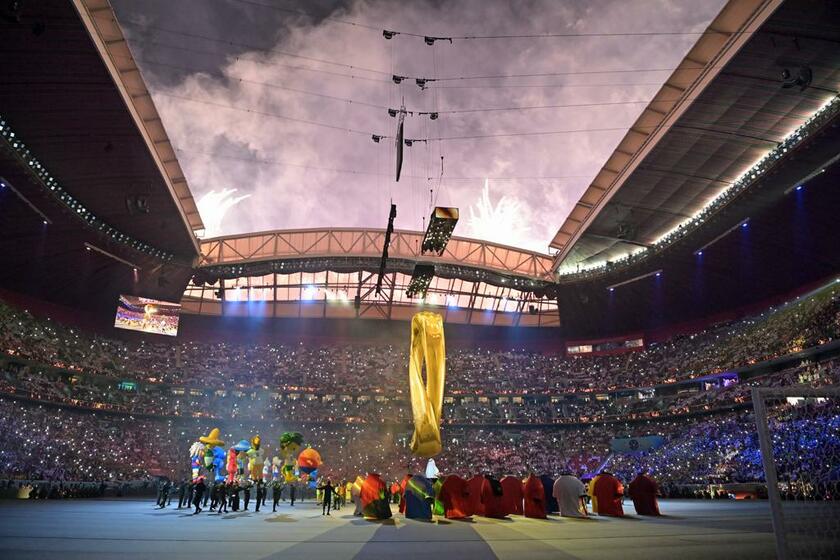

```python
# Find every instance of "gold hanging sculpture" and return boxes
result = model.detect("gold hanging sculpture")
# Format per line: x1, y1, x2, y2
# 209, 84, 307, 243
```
408, 311, 446, 457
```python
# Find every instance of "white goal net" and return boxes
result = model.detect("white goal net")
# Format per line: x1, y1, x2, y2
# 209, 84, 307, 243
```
752, 386, 840, 559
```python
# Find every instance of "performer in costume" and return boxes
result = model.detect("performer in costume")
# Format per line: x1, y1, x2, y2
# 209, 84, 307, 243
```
540, 474, 559, 514
523, 474, 547, 519
398, 473, 412, 514
192, 476, 206, 514
467, 475, 485, 516
360, 472, 391, 520
351, 476, 364, 516
553, 474, 588, 518
588, 474, 602, 514
480, 476, 507, 518
408, 312, 446, 458
271, 479, 283, 512
439, 475, 471, 519
629, 471, 660, 515
592, 472, 624, 517
432, 477, 445, 517
404, 475, 433, 520
500, 475, 524, 515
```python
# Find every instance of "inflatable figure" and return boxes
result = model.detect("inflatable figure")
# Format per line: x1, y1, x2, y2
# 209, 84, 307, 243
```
189, 441, 205, 480
298, 448, 322, 474
234, 440, 251, 482
247, 435, 266, 481
408, 312, 446, 458
211, 446, 227, 482
199, 428, 225, 476
226, 447, 238, 483
270, 456, 282, 480
279, 432, 304, 483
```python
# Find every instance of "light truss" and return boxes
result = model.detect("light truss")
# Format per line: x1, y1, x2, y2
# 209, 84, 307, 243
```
181, 269, 560, 327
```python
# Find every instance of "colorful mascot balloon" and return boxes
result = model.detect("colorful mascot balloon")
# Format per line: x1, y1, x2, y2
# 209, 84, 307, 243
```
408, 312, 446, 458
212, 446, 227, 483
189, 441, 205, 480
270, 456, 282, 481
226, 447, 238, 483
298, 448, 322, 475
247, 435, 265, 481
279, 432, 303, 483
199, 428, 225, 477
234, 439, 251, 482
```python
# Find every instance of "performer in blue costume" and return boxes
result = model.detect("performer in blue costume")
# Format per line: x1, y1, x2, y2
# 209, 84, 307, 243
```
404, 474, 434, 520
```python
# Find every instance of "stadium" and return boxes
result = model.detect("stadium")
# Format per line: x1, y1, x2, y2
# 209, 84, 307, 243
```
0, 0, 838, 559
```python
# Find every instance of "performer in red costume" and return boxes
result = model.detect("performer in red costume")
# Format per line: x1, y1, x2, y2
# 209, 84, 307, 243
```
523, 474, 547, 519
480, 476, 507, 518
467, 475, 485, 516
500, 476, 524, 515
439, 475, 472, 519
629, 471, 661, 516
360, 472, 392, 520
592, 472, 624, 517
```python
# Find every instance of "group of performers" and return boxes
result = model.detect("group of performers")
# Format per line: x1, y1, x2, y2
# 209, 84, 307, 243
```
357, 464, 661, 521
158, 428, 324, 515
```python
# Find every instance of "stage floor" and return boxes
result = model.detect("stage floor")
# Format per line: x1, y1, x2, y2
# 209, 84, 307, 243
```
0, 498, 776, 559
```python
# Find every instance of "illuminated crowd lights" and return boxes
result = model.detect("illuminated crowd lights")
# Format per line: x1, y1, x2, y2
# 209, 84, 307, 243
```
0, 114, 175, 262
421, 207, 459, 256
558, 94, 840, 279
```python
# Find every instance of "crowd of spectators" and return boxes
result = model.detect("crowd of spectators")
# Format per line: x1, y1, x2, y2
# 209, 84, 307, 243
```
1, 283, 838, 396
1, 395, 837, 499
2, 356, 837, 425
0, 284, 838, 496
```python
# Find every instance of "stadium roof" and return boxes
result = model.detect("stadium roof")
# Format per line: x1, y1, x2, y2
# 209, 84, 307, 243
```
550, 0, 840, 274
0, 0, 201, 308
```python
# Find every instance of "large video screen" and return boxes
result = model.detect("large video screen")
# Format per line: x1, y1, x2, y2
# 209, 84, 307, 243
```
114, 295, 181, 337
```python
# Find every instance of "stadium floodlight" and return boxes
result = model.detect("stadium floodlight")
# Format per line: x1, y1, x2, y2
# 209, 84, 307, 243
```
406, 264, 435, 298
421, 207, 459, 256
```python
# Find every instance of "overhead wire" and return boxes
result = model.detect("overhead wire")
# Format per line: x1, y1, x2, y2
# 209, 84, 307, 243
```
173, 148, 592, 182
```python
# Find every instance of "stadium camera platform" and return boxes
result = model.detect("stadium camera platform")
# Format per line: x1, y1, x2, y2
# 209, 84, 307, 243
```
0, 498, 776, 560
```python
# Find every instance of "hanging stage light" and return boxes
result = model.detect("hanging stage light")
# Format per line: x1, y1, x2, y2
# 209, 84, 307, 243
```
406, 264, 435, 298
421, 207, 459, 255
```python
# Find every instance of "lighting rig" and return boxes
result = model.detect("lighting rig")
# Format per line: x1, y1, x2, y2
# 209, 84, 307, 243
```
405, 264, 435, 299
421, 207, 459, 256
376, 203, 397, 295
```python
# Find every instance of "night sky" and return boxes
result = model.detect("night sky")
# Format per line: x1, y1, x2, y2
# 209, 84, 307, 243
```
111, 0, 726, 252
